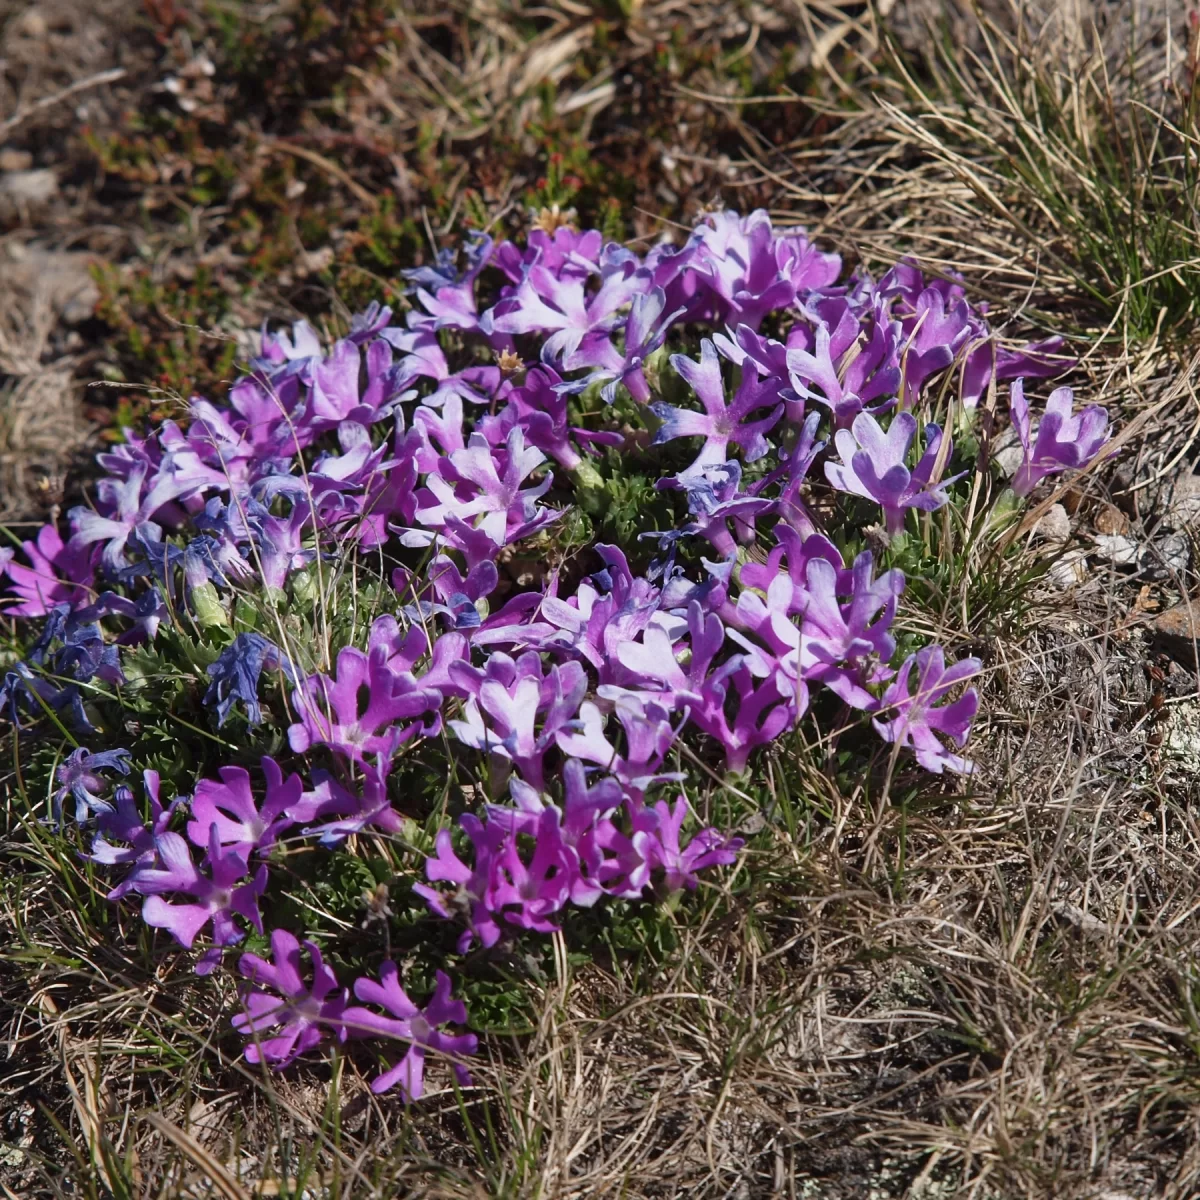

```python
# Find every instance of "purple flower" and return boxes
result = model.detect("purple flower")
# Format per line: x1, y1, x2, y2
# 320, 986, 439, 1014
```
205, 633, 295, 728
732, 548, 902, 711
53, 746, 132, 826
487, 807, 574, 932
485, 759, 625, 906
1008, 380, 1110, 497
685, 659, 797, 774
686, 210, 841, 329
555, 696, 680, 797
488, 246, 644, 371
87, 770, 177, 890
1, 523, 98, 617
305, 337, 406, 431
233, 930, 349, 1068
663, 460, 774, 558
414, 814, 507, 952
872, 645, 980, 774
633, 797, 743, 892
413, 426, 557, 549
132, 826, 267, 968
30, 605, 124, 687
342, 965, 477, 1100
448, 655, 585, 791
503, 366, 587, 471
786, 310, 899, 428
825, 412, 964, 535
897, 285, 972, 407
595, 287, 684, 405
185, 757, 301, 864
288, 646, 443, 763
651, 339, 784, 473
67, 461, 192, 574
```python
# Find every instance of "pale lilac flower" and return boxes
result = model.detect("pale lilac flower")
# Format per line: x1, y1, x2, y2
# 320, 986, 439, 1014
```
825, 412, 964, 535
651, 339, 784, 472
489, 252, 643, 371
414, 426, 557, 548
785, 310, 899, 429
872, 645, 980, 774
343, 965, 477, 1100
1008, 380, 1110, 497
67, 461, 193, 573
233, 930, 349, 1068
448, 656, 586, 791
257, 318, 322, 371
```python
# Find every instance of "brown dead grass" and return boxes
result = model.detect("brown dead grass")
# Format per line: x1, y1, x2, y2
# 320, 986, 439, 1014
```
6, 1, 1200, 1198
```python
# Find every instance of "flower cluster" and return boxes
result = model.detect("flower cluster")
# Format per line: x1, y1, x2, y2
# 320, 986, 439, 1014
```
1, 209, 1110, 1096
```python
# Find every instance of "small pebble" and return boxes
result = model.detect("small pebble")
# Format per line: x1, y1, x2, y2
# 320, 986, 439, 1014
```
1167, 473, 1200, 529
1094, 503, 1129, 535
1032, 503, 1070, 544
1092, 533, 1141, 566
1049, 548, 1089, 590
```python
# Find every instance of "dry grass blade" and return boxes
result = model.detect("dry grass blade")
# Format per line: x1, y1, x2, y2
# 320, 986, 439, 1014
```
142, 1113, 252, 1200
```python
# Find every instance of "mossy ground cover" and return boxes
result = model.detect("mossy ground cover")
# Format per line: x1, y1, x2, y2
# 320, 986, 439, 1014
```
4, 2, 1200, 1198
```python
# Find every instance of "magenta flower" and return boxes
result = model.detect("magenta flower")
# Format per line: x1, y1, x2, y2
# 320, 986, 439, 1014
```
651, 339, 784, 472
825, 412, 963, 535
185, 757, 301, 864
132, 826, 267, 967
486, 759, 625, 906
1008, 380, 1110, 497
288, 646, 443, 762
872, 645, 980, 774
305, 337, 405, 431
487, 807, 574, 932
233, 930, 349, 1068
633, 797, 743, 892
414, 814, 507, 952
343, 965, 477, 1100
1, 523, 98, 617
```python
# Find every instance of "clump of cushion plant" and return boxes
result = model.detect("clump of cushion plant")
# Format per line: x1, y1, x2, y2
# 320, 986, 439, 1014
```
0, 209, 1108, 1100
